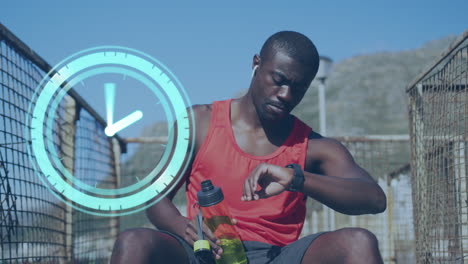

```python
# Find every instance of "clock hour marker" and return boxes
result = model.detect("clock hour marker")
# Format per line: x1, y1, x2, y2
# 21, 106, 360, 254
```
104, 83, 116, 127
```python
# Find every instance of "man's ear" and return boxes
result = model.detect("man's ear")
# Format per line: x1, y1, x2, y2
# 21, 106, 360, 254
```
252, 54, 261, 69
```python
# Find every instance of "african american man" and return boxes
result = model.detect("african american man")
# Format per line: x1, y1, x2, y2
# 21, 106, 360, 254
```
110, 31, 386, 264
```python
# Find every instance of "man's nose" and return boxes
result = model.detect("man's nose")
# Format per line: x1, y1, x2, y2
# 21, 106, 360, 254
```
277, 85, 292, 103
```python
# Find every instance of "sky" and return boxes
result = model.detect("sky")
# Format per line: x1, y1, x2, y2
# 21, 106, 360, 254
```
1, 0, 467, 150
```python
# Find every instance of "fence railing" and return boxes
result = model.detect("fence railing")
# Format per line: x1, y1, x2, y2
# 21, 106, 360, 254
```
0, 23, 124, 263
407, 29, 468, 263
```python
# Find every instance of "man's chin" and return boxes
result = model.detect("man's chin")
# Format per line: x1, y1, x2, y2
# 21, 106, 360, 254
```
261, 111, 289, 123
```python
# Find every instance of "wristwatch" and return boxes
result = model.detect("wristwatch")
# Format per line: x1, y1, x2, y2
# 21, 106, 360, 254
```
285, 164, 305, 192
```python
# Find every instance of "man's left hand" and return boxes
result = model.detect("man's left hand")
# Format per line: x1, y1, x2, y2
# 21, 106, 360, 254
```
241, 163, 294, 201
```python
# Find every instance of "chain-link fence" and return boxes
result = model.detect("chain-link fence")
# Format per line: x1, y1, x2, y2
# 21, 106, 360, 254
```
302, 135, 413, 264
0, 23, 123, 263
72, 109, 121, 263
408, 29, 468, 263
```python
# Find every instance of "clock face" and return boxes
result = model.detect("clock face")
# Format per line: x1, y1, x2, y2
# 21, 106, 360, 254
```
26, 46, 195, 216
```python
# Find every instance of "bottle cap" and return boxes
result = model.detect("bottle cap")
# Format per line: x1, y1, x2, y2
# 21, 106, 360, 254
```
197, 180, 224, 207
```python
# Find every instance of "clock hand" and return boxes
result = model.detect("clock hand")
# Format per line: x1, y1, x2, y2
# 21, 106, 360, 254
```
105, 83, 116, 127
105, 110, 143, 137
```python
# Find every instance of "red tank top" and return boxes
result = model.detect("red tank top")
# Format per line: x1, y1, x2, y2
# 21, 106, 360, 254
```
185, 99, 312, 246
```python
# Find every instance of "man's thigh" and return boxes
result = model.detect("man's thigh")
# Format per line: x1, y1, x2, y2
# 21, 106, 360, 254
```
301, 228, 383, 264
241, 232, 327, 264
268, 232, 327, 264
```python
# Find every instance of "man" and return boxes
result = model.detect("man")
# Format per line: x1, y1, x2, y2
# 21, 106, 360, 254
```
111, 31, 386, 264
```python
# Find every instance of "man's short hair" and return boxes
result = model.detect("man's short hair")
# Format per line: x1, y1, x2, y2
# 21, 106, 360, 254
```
260, 31, 319, 77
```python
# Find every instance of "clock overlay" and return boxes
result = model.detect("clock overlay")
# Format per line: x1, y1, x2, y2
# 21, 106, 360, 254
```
26, 46, 195, 216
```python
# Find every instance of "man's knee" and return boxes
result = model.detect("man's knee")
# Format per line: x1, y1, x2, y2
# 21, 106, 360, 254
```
111, 228, 190, 264
333, 227, 382, 263
336, 228, 379, 251
116, 228, 153, 244
113, 228, 157, 253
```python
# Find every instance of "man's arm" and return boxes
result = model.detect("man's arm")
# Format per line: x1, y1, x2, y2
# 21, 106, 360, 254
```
145, 164, 192, 233
241, 135, 386, 216
144, 104, 224, 257
302, 136, 386, 215
145, 105, 197, 233
145, 104, 211, 229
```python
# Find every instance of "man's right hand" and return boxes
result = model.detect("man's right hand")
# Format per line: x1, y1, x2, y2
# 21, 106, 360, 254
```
173, 216, 223, 259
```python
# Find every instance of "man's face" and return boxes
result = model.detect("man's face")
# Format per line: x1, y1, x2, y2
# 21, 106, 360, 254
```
251, 51, 314, 122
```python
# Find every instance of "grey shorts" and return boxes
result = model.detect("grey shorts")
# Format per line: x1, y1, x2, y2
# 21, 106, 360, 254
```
160, 230, 327, 264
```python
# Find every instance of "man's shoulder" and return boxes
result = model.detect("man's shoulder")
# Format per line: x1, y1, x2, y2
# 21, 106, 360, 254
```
189, 99, 229, 125
305, 131, 348, 169
188, 103, 213, 126
307, 132, 345, 154
188, 104, 213, 150
191, 103, 212, 112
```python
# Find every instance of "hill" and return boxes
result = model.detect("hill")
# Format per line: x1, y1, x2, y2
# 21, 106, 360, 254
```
293, 36, 456, 135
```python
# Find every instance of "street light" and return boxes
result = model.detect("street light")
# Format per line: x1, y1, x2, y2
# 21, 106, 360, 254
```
316, 56, 333, 136
316, 56, 334, 232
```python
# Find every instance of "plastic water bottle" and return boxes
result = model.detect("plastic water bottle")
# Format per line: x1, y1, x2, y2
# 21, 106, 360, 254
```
197, 180, 248, 264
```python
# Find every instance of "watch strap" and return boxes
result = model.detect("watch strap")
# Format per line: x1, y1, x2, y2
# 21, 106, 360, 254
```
285, 163, 305, 192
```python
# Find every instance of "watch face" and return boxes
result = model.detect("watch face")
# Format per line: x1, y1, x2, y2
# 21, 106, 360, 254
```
26, 46, 195, 216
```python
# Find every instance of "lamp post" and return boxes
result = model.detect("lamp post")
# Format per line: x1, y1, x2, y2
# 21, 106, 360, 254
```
316, 56, 333, 136
316, 56, 333, 232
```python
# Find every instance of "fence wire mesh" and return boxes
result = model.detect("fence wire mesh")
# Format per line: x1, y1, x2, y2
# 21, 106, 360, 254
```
0, 37, 68, 263
0, 23, 121, 263
72, 110, 119, 263
408, 30, 468, 263
302, 136, 413, 264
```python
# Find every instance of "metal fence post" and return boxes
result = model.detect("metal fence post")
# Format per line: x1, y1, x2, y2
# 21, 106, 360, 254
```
386, 174, 395, 264
410, 84, 428, 263
110, 138, 121, 240
61, 95, 77, 263
456, 141, 467, 257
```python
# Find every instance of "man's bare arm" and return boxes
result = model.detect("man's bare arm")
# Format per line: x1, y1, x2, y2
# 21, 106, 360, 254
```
145, 167, 191, 233
143, 104, 224, 257
145, 105, 199, 231
303, 137, 386, 215
145, 104, 211, 230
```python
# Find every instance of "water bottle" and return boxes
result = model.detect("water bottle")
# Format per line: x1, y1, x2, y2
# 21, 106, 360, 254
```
197, 180, 248, 264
